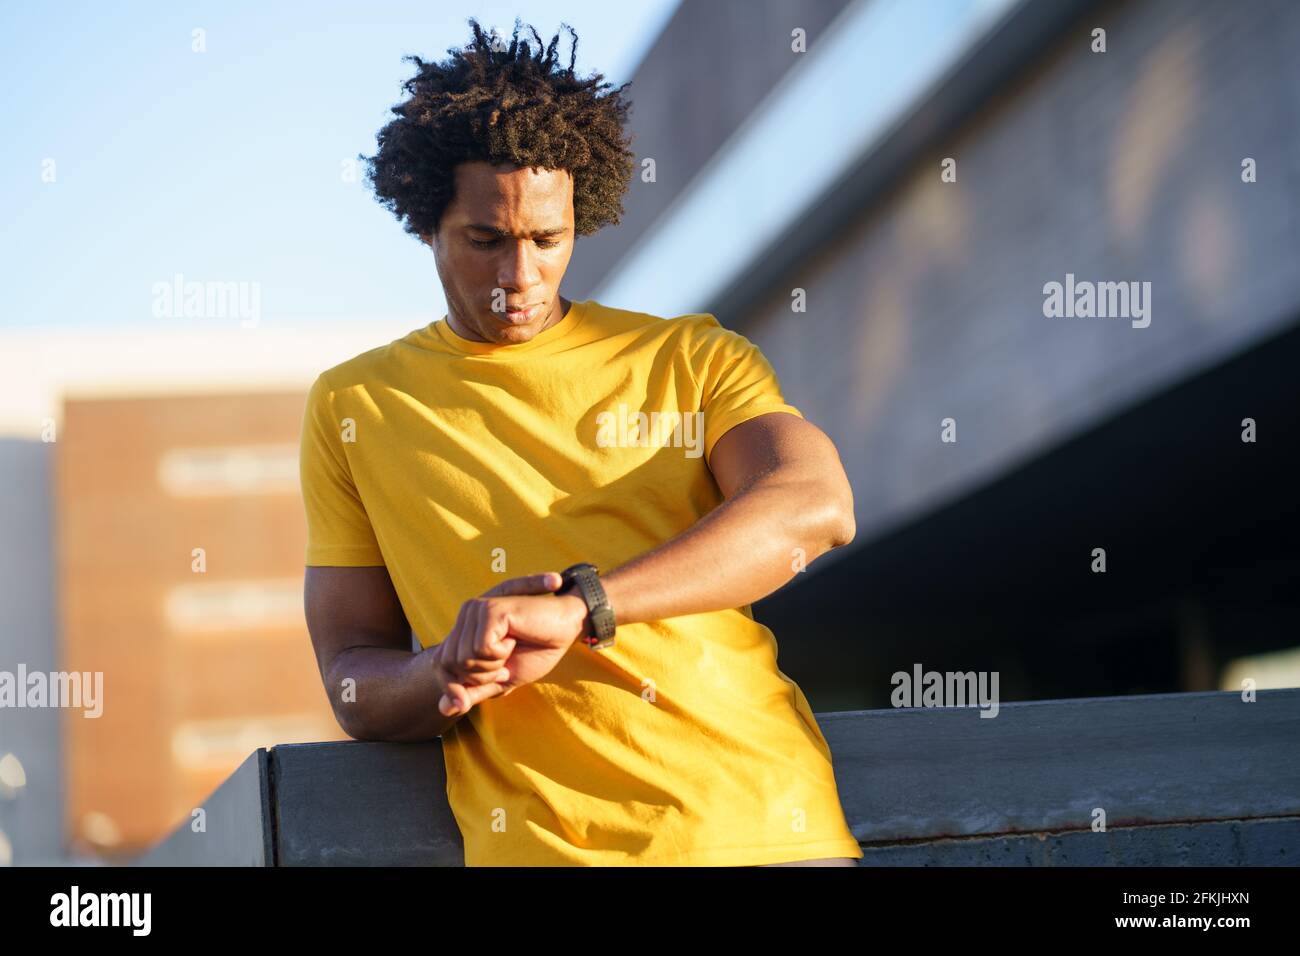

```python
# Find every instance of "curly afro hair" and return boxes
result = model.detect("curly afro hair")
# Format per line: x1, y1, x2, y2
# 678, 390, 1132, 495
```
360, 17, 637, 243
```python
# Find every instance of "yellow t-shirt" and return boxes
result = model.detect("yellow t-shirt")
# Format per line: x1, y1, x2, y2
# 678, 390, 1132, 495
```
299, 298, 862, 866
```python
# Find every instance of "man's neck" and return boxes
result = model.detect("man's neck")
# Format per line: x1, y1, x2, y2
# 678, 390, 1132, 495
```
547, 295, 572, 332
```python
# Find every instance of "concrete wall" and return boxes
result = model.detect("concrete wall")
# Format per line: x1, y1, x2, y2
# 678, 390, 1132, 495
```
564, 0, 856, 292
728, 0, 1300, 548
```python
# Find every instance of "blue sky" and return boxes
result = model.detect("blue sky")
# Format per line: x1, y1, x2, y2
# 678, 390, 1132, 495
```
0, 1, 680, 331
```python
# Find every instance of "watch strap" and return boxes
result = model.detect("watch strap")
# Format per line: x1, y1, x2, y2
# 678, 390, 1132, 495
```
558, 562, 616, 650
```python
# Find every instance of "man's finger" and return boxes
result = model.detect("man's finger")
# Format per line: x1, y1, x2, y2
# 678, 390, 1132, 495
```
453, 651, 513, 687
472, 599, 513, 663
439, 674, 508, 716
444, 599, 491, 676
439, 601, 474, 683
458, 599, 507, 672
481, 572, 563, 598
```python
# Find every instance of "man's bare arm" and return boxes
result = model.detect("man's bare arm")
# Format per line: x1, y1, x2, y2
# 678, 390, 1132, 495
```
304, 565, 466, 742
600, 412, 855, 626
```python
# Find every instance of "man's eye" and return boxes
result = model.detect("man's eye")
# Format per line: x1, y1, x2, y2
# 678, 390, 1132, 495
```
470, 238, 560, 249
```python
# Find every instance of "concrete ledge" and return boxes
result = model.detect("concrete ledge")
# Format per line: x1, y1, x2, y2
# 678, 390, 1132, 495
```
138, 689, 1300, 866
861, 816, 1300, 866
272, 741, 463, 867
137, 749, 272, 866
822, 689, 1300, 844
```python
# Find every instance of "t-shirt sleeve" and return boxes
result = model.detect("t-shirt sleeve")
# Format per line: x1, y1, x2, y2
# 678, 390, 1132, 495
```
688, 314, 804, 466
298, 372, 386, 566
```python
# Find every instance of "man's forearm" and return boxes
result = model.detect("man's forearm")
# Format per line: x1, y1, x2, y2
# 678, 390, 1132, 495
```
600, 475, 854, 627
326, 642, 466, 742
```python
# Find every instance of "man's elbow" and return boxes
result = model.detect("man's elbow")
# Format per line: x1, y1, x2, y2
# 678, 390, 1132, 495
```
331, 697, 370, 741
323, 667, 381, 741
829, 505, 856, 549
813, 481, 856, 551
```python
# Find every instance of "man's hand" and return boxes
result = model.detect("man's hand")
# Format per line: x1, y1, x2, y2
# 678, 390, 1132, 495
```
435, 572, 589, 717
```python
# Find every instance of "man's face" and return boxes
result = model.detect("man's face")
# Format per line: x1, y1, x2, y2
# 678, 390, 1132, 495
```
425, 161, 575, 345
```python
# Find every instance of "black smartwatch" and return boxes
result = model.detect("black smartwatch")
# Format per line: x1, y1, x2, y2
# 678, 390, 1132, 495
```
557, 562, 617, 650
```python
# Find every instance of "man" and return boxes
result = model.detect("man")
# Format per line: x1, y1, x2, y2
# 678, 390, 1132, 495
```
300, 18, 862, 866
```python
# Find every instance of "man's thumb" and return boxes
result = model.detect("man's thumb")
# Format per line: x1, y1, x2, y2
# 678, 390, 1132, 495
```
482, 572, 563, 597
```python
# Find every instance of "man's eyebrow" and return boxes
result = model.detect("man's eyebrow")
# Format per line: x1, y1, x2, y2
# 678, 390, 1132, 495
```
464, 223, 568, 238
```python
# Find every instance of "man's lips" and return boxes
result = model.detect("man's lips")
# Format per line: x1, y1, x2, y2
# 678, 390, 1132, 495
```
502, 303, 542, 323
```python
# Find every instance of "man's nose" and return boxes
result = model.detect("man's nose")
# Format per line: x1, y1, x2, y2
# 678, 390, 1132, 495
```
497, 240, 542, 291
